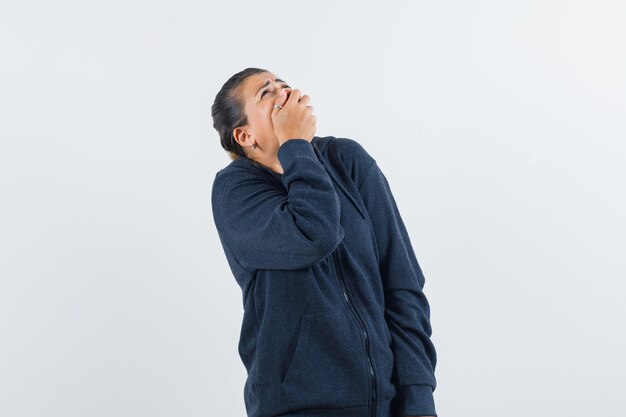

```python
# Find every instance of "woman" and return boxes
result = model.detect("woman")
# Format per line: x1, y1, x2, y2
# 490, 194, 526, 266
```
210, 67, 438, 417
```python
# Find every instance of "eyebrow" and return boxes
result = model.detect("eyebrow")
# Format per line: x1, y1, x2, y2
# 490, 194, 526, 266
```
256, 78, 286, 98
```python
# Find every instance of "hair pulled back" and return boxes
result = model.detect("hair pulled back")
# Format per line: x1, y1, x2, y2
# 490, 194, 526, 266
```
211, 67, 270, 161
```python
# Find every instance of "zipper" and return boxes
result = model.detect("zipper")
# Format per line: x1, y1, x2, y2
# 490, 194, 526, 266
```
331, 249, 377, 417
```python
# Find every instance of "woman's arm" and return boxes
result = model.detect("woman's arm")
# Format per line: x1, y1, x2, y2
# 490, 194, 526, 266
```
211, 139, 344, 271
357, 154, 438, 417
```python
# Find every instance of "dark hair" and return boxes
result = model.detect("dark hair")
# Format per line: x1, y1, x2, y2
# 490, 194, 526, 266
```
211, 67, 270, 161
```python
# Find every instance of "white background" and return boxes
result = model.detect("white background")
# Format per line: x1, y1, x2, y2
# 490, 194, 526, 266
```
1, 1, 625, 416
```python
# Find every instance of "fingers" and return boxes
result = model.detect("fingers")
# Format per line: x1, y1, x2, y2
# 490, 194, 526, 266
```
297, 94, 311, 107
272, 89, 288, 117
271, 88, 313, 122
285, 88, 302, 107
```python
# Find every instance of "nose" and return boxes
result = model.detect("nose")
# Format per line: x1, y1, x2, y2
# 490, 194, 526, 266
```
276, 81, 291, 96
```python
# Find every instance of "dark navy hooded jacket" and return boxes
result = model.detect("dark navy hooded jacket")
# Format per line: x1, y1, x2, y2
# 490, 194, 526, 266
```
211, 136, 437, 417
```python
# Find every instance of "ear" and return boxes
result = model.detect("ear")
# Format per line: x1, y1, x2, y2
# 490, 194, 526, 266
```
232, 126, 252, 148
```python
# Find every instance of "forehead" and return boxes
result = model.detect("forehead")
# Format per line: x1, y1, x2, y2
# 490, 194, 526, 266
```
244, 72, 280, 95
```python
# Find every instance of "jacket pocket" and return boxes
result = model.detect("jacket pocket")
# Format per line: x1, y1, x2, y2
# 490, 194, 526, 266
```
280, 309, 370, 408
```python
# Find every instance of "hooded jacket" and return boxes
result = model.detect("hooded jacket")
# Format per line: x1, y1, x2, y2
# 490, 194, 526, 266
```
211, 135, 437, 417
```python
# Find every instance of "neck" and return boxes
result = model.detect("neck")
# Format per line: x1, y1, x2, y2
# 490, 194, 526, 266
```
250, 155, 283, 175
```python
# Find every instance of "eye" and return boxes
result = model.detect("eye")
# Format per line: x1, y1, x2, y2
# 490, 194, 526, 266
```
261, 85, 290, 99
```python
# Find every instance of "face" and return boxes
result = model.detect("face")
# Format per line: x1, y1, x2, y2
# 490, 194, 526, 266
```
233, 72, 292, 158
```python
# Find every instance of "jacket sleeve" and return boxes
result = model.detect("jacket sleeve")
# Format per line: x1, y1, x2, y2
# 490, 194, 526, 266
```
357, 157, 438, 417
211, 139, 345, 271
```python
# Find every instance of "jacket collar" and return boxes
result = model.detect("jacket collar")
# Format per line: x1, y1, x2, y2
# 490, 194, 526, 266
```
237, 137, 367, 220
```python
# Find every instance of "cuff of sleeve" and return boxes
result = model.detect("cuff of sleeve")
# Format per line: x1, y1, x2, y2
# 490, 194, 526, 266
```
393, 384, 437, 417
277, 139, 316, 163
